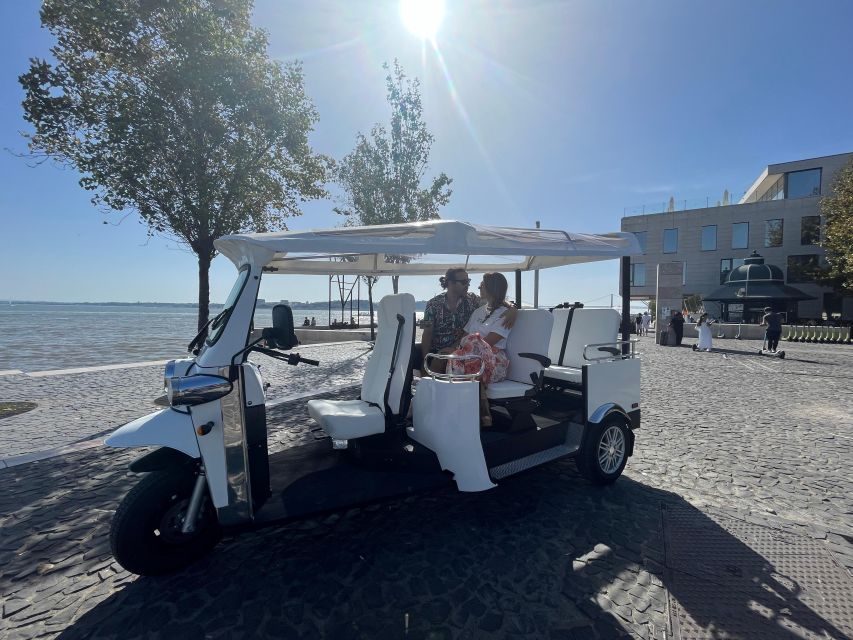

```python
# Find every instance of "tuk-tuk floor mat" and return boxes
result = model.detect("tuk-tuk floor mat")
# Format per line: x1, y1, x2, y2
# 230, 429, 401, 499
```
661, 503, 853, 639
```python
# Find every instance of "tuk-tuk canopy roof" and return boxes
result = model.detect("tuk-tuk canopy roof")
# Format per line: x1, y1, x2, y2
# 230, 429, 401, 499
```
215, 220, 641, 275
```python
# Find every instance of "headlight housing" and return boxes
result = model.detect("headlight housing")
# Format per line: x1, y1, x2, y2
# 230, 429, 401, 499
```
166, 375, 233, 407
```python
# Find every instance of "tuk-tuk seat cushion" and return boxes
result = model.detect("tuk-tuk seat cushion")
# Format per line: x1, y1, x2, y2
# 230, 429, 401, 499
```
542, 365, 582, 385
485, 379, 536, 400
306, 399, 385, 440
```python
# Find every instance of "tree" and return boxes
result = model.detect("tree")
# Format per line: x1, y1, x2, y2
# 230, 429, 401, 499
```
19, 0, 328, 329
334, 60, 452, 296
820, 158, 853, 291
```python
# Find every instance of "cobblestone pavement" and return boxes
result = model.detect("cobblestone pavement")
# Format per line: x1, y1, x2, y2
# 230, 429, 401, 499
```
0, 337, 851, 639
0, 342, 372, 460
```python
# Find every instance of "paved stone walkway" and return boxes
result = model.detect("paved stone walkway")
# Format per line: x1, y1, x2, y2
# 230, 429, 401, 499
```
0, 337, 851, 639
0, 342, 373, 461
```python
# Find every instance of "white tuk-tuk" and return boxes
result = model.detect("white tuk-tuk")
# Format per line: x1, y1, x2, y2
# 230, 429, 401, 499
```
106, 220, 642, 575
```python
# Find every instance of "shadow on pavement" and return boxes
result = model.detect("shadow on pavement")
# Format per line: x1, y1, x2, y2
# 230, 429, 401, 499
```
43, 461, 850, 640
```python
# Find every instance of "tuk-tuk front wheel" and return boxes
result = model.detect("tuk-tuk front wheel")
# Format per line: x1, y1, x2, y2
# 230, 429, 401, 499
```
577, 416, 629, 484
110, 468, 221, 576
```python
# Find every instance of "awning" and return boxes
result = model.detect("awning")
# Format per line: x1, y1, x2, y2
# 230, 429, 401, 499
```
214, 220, 642, 275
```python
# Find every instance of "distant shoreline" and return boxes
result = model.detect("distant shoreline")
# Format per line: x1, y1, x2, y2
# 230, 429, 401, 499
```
5, 300, 429, 310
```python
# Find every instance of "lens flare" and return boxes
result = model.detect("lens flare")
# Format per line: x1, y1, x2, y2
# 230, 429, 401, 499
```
400, 0, 445, 41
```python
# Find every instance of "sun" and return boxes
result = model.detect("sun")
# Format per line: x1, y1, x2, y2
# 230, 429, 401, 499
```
400, 0, 445, 41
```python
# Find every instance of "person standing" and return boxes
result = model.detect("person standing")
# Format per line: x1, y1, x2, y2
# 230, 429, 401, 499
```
641, 311, 651, 336
669, 310, 685, 346
761, 307, 783, 352
635, 313, 643, 335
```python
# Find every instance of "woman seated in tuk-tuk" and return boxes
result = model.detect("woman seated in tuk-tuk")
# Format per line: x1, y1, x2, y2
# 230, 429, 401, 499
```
420, 268, 516, 376
446, 272, 513, 427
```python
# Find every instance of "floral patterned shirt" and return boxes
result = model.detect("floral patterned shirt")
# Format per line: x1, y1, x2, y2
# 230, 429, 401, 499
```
423, 292, 480, 350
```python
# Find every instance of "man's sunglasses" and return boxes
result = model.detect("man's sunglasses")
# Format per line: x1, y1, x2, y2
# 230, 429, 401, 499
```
450, 278, 471, 285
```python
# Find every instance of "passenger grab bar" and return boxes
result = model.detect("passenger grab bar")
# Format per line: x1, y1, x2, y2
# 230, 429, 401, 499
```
582, 340, 639, 362
423, 353, 485, 381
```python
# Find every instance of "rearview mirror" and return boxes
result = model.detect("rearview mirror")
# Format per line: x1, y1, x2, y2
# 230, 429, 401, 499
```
267, 304, 299, 350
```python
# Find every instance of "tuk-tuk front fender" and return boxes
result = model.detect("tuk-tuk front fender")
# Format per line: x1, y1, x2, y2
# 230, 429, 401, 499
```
105, 409, 200, 459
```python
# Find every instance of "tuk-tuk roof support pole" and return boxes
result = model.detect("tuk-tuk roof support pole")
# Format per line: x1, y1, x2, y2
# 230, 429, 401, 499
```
514, 269, 522, 308
620, 255, 631, 355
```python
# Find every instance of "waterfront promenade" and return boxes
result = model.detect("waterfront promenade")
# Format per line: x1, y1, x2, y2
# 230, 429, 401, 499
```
1, 337, 852, 638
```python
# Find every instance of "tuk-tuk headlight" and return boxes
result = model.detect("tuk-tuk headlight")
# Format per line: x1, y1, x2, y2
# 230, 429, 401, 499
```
166, 375, 233, 407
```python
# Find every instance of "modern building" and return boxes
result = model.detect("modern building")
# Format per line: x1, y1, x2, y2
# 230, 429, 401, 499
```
621, 152, 853, 322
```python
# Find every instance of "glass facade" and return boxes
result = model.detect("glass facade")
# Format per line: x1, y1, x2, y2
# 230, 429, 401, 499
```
764, 219, 783, 247
701, 225, 717, 251
757, 174, 785, 202
732, 222, 749, 249
787, 254, 819, 283
786, 168, 821, 199
801, 216, 820, 245
663, 228, 678, 254
630, 263, 646, 287
633, 231, 647, 253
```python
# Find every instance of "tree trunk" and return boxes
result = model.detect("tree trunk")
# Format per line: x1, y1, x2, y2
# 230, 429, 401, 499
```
392, 275, 399, 294
197, 251, 212, 333
367, 278, 376, 341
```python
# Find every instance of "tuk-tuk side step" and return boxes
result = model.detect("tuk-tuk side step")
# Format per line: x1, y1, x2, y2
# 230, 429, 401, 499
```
489, 441, 579, 480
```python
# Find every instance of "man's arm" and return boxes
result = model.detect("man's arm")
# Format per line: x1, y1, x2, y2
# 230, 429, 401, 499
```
499, 302, 517, 329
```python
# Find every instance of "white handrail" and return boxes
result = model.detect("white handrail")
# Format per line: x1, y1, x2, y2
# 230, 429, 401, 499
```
423, 353, 485, 381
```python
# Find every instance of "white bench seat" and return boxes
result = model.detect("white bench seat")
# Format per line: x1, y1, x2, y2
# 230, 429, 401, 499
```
544, 308, 621, 386
308, 293, 415, 441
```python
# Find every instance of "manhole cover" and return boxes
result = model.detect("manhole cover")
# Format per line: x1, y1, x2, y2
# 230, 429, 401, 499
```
662, 503, 853, 640
0, 401, 37, 420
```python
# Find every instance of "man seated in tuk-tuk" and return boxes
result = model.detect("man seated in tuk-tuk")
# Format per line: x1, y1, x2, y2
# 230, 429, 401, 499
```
418, 268, 516, 375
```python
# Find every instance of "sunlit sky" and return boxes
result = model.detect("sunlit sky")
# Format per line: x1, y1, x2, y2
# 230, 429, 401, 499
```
1, 0, 852, 307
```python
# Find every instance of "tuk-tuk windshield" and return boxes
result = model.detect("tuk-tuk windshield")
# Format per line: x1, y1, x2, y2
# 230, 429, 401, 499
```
205, 265, 250, 347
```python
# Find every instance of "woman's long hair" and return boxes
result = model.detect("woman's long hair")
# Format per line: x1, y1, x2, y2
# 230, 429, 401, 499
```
481, 272, 508, 309
439, 267, 467, 290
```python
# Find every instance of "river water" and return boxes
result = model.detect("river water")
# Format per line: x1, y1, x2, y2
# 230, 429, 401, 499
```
0, 303, 378, 372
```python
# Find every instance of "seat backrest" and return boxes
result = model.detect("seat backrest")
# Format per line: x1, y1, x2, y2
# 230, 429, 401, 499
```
547, 308, 573, 365
504, 309, 554, 385
560, 308, 621, 368
361, 293, 416, 416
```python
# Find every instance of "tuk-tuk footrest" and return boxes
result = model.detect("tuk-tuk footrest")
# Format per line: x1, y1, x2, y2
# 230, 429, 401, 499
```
489, 441, 578, 480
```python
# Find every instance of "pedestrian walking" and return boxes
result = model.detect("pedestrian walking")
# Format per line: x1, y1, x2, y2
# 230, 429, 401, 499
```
635, 313, 643, 335
761, 307, 783, 353
641, 311, 651, 336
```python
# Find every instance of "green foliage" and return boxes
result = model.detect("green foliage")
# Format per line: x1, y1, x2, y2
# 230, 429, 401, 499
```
19, 0, 329, 327
334, 60, 452, 229
820, 159, 853, 291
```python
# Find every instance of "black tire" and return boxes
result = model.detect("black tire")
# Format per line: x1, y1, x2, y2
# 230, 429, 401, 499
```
110, 468, 221, 576
577, 416, 630, 485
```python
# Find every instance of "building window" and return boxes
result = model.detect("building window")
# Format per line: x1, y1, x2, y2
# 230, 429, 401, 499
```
701, 225, 717, 251
764, 219, 783, 247
801, 216, 820, 245
633, 231, 647, 254
663, 228, 678, 254
720, 258, 745, 284
787, 254, 819, 283
630, 263, 646, 287
732, 222, 749, 249
786, 168, 821, 199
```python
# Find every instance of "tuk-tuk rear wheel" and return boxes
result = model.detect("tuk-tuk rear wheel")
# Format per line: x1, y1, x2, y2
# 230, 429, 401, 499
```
110, 468, 221, 576
577, 416, 629, 485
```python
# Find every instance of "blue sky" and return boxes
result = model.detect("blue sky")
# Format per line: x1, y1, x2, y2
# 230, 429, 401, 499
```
1, 0, 852, 307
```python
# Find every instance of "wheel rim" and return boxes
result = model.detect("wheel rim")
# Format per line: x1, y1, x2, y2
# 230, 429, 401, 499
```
597, 425, 626, 474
